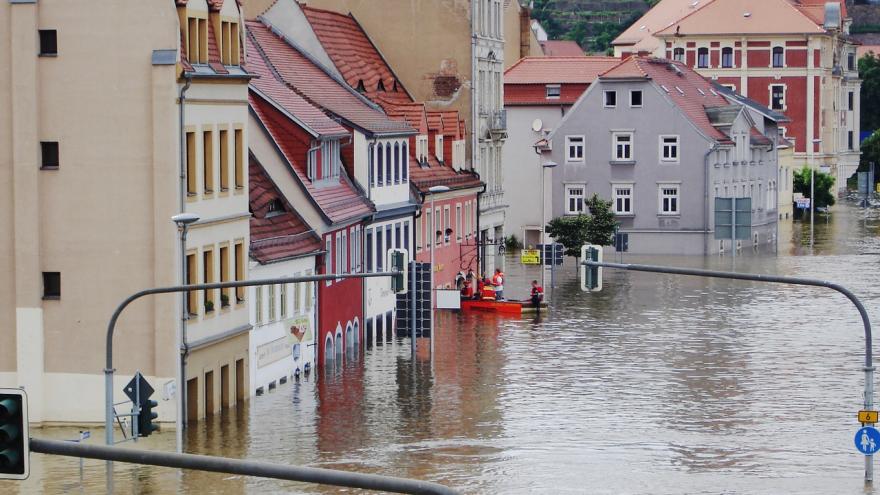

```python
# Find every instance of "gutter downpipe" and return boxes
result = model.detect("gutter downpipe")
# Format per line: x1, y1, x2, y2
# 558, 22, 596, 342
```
177, 74, 192, 452
475, 172, 487, 275
703, 142, 719, 256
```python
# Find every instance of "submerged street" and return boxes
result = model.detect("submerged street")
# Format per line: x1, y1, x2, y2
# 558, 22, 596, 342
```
13, 202, 880, 494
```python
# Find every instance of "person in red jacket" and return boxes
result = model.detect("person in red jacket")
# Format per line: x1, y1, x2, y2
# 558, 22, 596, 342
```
530, 280, 544, 309
492, 268, 505, 300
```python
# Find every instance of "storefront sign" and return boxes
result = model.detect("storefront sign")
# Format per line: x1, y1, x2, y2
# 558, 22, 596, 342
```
521, 249, 540, 265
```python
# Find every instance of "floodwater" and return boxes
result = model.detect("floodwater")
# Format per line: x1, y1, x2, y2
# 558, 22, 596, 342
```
7, 202, 880, 494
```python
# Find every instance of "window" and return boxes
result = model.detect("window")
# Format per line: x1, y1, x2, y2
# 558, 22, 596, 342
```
340, 231, 348, 275
219, 245, 230, 307
42, 272, 60, 299
612, 132, 633, 161
849, 131, 854, 151
220, 21, 240, 66
186, 132, 197, 195
673, 48, 684, 62
187, 18, 208, 64
443, 206, 451, 244
187, 253, 197, 314
203, 248, 214, 312
219, 130, 229, 191
268, 284, 276, 322
234, 129, 244, 189
203, 130, 214, 193
39, 30, 57, 56
604, 90, 617, 108
320, 140, 340, 180
435, 207, 442, 246
376, 143, 384, 184
566, 136, 585, 162
255, 286, 263, 325
721, 47, 733, 68
402, 141, 409, 181
770, 85, 784, 110
404, 222, 410, 251
41, 141, 59, 169
234, 242, 245, 302
415, 216, 421, 252
435, 136, 444, 162
697, 47, 709, 68
772, 46, 784, 68
849, 91, 854, 111
393, 143, 400, 183
848, 52, 856, 71
424, 210, 430, 251
565, 185, 585, 214
294, 277, 302, 314
385, 227, 393, 263
385, 143, 392, 182
546, 84, 561, 99
376, 228, 384, 271
325, 238, 332, 286
366, 229, 374, 272
456, 204, 463, 242
660, 135, 679, 162
612, 185, 633, 215
659, 185, 680, 215
630, 90, 643, 108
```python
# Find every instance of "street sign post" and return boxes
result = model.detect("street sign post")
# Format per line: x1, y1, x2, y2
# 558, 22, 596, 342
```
520, 249, 540, 265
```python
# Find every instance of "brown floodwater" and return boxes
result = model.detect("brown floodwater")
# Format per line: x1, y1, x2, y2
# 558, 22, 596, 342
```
5, 201, 880, 494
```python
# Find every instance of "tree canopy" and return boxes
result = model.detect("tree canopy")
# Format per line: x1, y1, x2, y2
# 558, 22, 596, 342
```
545, 194, 617, 258
859, 53, 880, 133
793, 166, 836, 209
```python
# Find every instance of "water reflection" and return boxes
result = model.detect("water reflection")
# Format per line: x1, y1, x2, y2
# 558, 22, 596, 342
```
6, 202, 880, 494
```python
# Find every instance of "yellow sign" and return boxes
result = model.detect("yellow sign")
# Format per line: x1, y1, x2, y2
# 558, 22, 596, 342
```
521, 249, 540, 265
859, 410, 878, 424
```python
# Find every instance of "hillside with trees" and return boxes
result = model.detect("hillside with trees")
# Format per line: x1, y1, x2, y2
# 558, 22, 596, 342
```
529, 0, 653, 54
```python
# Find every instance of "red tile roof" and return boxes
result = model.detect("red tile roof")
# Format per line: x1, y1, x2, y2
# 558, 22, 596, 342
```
600, 57, 732, 142
250, 155, 323, 263
299, 4, 412, 105
246, 32, 349, 137
504, 56, 621, 84
654, 0, 827, 36
409, 155, 483, 193
539, 40, 585, 57
250, 92, 375, 225
379, 99, 429, 134
246, 19, 414, 136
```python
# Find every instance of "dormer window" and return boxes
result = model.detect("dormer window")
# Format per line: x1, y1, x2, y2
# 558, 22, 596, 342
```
308, 139, 341, 181
266, 199, 284, 217
220, 20, 240, 65
435, 135, 444, 162
393, 80, 399, 92
546, 84, 561, 99
416, 135, 429, 164
378, 80, 386, 92
356, 79, 366, 93
186, 16, 208, 64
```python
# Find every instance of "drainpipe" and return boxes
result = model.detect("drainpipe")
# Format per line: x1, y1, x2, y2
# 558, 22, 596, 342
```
475, 171, 487, 275
178, 74, 192, 435
704, 142, 720, 256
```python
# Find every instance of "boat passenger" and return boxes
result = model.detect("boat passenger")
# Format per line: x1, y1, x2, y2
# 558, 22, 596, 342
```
492, 268, 505, 301
530, 280, 544, 309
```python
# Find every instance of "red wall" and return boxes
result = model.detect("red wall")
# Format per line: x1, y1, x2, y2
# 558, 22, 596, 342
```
317, 223, 364, 369
504, 83, 589, 105
747, 76, 807, 151
414, 192, 479, 289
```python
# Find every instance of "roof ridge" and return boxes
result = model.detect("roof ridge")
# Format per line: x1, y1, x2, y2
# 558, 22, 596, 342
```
655, 0, 720, 35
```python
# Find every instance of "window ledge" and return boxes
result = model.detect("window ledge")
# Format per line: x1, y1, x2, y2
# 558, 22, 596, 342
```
40, 166, 59, 171
610, 160, 636, 166
658, 214, 681, 218
42, 295, 60, 301
614, 213, 635, 217
38, 53, 58, 58
659, 160, 680, 165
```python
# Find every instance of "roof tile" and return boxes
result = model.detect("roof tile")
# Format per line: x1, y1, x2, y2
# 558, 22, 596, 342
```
504, 56, 620, 84
539, 40, 585, 57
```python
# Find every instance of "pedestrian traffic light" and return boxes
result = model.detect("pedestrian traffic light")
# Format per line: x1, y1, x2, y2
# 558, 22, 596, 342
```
137, 398, 159, 438
0, 388, 29, 480
387, 248, 408, 294
580, 244, 603, 292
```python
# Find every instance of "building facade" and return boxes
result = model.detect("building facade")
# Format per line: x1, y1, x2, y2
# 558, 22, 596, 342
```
614, 0, 860, 191
503, 56, 620, 247
0, 0, 251, 424
541, 57, 784, 255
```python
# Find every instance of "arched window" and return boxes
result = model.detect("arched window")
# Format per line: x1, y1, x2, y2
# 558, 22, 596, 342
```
393, 143, 400, 184
401, 142, 408, 182
335, 327, 343, 363
377, 143, 384, 185
697, 47, 709, 68
721, 47, 733, 68
385, 143, 392, 185
673, 48, 685, 62
772, 46, 784, 68
368, 143, 375, 187
324, 335, 334, 366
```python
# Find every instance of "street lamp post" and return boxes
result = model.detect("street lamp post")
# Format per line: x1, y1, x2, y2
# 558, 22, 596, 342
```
171, 212, 199, 454
427, 185, 449, 355
540, 161, 557, 291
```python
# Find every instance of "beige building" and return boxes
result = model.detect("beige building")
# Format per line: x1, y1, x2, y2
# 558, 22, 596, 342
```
0, 0, 250, 425
243, 0, 540, 272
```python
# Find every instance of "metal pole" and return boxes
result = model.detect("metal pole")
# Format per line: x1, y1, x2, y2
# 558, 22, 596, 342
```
31, 438, 459, 495
731, 198, 736, 259
541, 160, 546, 291
177, 225, 186, 454
810, 162, 815, 249
430, 194, 435, 346
583, 259, 874, 483
410, 261, 416, 358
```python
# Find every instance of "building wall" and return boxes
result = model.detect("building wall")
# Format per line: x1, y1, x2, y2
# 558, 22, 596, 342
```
414, 191, 480, 286
318, 224, 364, 368
249, 255, 317, 394
778, 144, 795, 220
0, 0, 183, 423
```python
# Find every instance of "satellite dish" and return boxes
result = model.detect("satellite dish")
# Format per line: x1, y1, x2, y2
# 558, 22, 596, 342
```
531, 118, 543, 132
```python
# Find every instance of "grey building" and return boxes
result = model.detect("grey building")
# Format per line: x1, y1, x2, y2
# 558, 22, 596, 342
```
539, 57, 786, 255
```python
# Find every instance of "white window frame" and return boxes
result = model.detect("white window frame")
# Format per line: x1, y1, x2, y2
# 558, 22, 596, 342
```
435, 135, 444, 162
546, 84, 561, 99
659, 135, 680, 163
566, 135, 585, 163
612, 184, 633, 215
770, 84, 786, 111
603, 90, 617, 108
771, 46, 785, 68
325, 237, 332, 286
565, 184, 586, 215
629, 90, 643, 108
612, 132, 634, 162
697, 47, 709, 68
658, 184, 680, 216
443, 205, 451, 245
456, 203, 463, 242
673, 47, 685, 62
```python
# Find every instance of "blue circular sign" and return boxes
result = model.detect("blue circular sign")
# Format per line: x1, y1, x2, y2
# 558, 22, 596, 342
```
855, 426, 880, 455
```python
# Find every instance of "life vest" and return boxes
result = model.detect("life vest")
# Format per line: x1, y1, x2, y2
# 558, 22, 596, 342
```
492, 272, 505, 289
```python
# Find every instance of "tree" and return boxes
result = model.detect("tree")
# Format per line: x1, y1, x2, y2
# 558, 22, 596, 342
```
859, 53, 880, 133
793, 166, 836, 209
545, 194, 617, 262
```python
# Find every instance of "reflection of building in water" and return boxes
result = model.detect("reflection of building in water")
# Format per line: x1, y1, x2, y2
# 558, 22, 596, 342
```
316, 352, 368, 457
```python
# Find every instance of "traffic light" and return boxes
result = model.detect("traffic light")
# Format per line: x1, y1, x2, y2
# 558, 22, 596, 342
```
137, 399, 159, 437
387, 248, 409, 294
0, 388, 29, 480
580, 244, 603, 292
